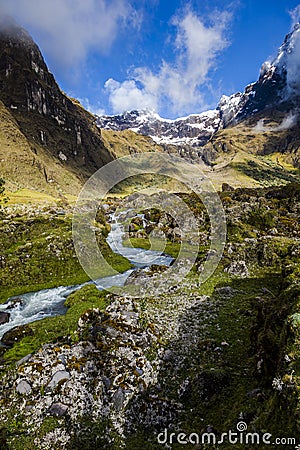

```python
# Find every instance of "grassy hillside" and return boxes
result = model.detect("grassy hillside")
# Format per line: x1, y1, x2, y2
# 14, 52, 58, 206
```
0, 100, 83, 196
100, 129, 164, 158
0, 205, 132, 303
202, 109, 300, 189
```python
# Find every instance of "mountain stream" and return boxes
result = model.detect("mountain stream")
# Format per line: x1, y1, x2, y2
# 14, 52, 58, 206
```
0, 213, 173, 339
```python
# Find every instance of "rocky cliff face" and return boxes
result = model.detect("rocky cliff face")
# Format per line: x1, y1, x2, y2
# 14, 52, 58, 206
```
0, 17, 112, 190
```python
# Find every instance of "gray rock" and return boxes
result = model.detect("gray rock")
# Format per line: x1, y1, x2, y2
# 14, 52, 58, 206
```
0, 311, 10, 325
6, 297, 24, 310
48, 402, 68, 417
112, 387, 124, 411
16, 353, 32, 367
58, 354, 67, 367
102, 376, 111, 389
16, 379, 32, 395
225, 261, 249, 278
105, 326, 120, 338
42, 343, 53, 350
162, 349, 174, 361
46, 370, 70, 390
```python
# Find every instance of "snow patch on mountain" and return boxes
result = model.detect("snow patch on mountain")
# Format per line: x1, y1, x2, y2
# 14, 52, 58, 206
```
96, 107, 226, 147
96, 95, 245, 146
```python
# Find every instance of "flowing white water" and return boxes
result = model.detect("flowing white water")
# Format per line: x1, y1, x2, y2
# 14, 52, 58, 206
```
0, 213, 173, 339
106, 212, 173, 268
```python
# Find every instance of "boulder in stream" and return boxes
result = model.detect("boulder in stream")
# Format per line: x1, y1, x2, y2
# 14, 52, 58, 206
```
6, 297, 24, 310
0, 312, 10, 325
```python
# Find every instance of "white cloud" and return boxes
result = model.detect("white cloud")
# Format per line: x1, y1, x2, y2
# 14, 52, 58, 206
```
78, 97, 106, 116
289, 4, 300, 26
286, 32, 300, 92
0, 0, 138, 68
254, 113, 297, 133
283, 5, 300, 94
105, 9, 232, 116
105, 78, 158, 112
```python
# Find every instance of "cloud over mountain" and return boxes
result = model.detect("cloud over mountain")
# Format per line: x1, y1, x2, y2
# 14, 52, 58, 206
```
105, 8, 232, 117
0, 0, 139, 69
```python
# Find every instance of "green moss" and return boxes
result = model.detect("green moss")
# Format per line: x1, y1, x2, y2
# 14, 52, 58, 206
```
168, 266, 299, 446
0, 213, 131, 304
195, 267, 231, 296
1, 411, 60, 450
246, 206, 275, 230
123, 237, 151, 251
233, 160, 299, 186
122, 236, 201, 260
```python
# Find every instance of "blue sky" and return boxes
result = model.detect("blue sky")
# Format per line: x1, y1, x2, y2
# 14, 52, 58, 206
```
1, 0, 300, 118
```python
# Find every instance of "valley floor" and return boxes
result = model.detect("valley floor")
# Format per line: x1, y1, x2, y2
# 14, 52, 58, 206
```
0, 183, 299, 449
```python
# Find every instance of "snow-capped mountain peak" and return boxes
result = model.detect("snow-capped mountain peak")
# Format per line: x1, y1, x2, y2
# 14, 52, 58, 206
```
96, 23, 300, 147
254, 22, 300, 98
267, 23, 300, 72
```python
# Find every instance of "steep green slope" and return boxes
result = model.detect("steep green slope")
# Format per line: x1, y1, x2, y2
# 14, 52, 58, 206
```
0, 99, 83, 195
201, 108, 300, 189
100, 129, 164, 158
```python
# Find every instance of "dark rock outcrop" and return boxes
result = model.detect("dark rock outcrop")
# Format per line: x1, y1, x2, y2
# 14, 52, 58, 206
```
1, 323, 33, 346
0, 311, 10, 325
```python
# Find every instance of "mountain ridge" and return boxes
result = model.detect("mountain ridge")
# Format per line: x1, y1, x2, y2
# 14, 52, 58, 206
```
96, 23, 300, 151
